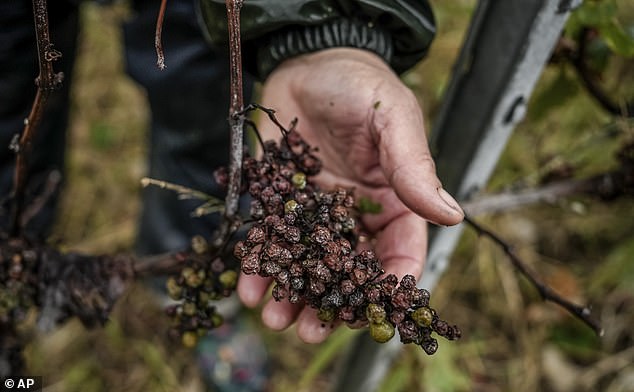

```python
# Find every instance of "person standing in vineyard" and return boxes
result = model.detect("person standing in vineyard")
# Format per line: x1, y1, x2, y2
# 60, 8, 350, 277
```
1, 0, 463, 390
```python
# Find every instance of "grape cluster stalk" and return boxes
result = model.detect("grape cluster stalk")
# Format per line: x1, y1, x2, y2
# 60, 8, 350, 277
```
166, 122, 460, 354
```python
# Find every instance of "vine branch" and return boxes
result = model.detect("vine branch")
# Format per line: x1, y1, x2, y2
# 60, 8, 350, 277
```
155, 0, 168, 70
213, 0, 244, 247
133, 251, 187, 277
462, 164, 634, 215
10, 0, 64, 236
464, 215, 604, 336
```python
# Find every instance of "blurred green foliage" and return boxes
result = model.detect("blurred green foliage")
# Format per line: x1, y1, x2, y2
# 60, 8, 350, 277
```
567, 0, 634, 57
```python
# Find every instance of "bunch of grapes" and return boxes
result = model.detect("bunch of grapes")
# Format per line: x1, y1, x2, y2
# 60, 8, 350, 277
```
0, 238, 39, 326
164, 236, 240, 347
164, 120, 460, 354
228, 128, 460, 354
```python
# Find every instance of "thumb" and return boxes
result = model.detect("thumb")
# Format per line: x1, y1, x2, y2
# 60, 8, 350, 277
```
374, 106, 464, 226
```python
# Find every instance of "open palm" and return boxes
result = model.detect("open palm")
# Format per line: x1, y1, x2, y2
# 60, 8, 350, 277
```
237, 48, 463, 343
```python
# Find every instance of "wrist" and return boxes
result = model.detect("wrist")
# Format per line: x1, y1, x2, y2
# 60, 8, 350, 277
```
266, 48, 397, 96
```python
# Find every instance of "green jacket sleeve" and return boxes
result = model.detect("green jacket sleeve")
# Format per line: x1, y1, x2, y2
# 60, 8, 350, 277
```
197, 0, 435, 80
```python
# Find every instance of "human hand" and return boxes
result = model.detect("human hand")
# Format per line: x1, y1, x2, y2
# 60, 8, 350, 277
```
237, 48, 464, 343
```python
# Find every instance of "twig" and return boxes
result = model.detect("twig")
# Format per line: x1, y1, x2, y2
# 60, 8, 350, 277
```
141, 177, 224, 204
155, 0, 168, 70
133, 251, 188, 277
244, 118, 267, 151
570, 28, 633, 117
242, 103, 290, 136
19, 169, 62, 229
240, 103, 299, 154
225, 0, 244, 215
10, 0, 64, 236
462, 167, 634, 215
213, 0, 244, 247
577, 345, 634, 387
464, 215, 604, 336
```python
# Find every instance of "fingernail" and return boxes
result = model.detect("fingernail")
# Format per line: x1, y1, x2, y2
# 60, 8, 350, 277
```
437, 188, 464, 216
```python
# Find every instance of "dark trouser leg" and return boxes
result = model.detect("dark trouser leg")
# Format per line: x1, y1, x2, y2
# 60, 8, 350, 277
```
0, 1, 79, 239
124, 0, 252, 256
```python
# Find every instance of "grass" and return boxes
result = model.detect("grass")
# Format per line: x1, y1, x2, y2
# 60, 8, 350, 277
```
20, 1, 634, 391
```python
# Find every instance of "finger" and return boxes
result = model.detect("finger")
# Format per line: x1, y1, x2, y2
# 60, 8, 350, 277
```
261, 297, 303, 331
373, 210, 428, 281
296, 307, 339, 344
372, 102, 464, 226
237, 273, 272, 308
